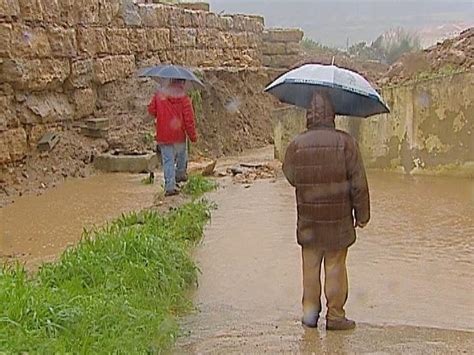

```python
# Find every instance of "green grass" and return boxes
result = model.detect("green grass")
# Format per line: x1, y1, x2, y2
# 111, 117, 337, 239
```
414, 64, 466, 81
186, 89, 203, 156
141, 174, 155, 185
0, 200, 214, 353
384, 65, 468, 88
182, 175, 217, 199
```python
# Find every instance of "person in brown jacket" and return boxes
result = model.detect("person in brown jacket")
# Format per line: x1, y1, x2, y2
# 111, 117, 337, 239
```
282, 91, 370, 331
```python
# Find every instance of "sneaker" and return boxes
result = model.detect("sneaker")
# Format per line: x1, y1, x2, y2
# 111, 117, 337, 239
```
326, 318, 356, 331
176, 175, 188, 183
164, 189, 180, 197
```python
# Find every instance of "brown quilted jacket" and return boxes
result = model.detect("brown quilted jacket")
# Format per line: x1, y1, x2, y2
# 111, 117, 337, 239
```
282, 92, 370, 250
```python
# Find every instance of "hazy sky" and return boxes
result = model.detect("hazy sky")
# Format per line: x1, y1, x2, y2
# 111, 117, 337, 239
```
210, 0, 474, 47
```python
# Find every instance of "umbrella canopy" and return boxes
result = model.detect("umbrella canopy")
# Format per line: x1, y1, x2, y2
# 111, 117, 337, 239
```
264, 64, 390, 117
137, 64, 204, 89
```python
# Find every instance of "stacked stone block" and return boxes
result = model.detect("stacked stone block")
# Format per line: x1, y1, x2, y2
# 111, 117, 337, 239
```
0, 0, 266, 164
262, 28, 304, 69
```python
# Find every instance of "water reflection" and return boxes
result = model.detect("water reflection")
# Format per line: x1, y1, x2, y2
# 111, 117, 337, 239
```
0, 173, 155, 268
178, 172, 474, 352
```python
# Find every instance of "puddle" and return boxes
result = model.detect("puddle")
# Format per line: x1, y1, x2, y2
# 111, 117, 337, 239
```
177, 171, 474, 352
0, 173, 156, 268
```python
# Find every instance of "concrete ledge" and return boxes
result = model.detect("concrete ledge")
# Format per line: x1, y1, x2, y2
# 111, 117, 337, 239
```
81, 127, 109, 138
409, 162, 474, 179
94, 152, 159, 173
367, 163, 474, 179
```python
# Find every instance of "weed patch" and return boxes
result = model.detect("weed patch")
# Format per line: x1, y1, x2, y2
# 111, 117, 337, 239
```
0, 200, 214, 353
182, 175, 217, 198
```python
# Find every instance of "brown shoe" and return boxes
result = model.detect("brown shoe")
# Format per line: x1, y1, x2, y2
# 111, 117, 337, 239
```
301, 315, 319, 328
326, 318, 356, 331
164, 189, 180, 197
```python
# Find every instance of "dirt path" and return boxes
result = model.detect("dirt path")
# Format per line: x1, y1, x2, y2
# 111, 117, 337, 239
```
0, 148, 275, 269
176, 151, 474, 353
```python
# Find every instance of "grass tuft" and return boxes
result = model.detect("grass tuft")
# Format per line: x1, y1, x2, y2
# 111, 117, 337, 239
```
182, 175, 217, 198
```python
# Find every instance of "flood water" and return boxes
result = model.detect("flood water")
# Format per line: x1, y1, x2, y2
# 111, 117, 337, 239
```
1, 156, 473, 353
177, 171, 474, 353
0, 173, 155, 268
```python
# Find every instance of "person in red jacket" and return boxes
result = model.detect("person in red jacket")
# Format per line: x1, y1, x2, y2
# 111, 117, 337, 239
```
148, 79, 198, 196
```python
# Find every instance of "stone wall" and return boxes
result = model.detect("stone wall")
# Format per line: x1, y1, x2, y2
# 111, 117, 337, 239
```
337, 71, 473, 176
0, 0, 268, 164
272, 72, 473, 178
262, 29, 303, 69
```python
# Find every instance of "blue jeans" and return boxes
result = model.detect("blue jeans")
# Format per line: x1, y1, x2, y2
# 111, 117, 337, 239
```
158, 143, 187, 193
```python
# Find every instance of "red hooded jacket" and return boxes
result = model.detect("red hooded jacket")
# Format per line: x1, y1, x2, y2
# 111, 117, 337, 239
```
148, 93, 197, 144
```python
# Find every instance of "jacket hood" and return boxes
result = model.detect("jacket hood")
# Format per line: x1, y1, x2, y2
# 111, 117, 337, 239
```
306, 91, 336, 129
167, 96, 187, 104
155, 92, 188, 104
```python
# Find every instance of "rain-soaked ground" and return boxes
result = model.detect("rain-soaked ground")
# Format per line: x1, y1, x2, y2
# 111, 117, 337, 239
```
176, 150, 474, 353
0, 173, 156, 269
1, 148, 473, 353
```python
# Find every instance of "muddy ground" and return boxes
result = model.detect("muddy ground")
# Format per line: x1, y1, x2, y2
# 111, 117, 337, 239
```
175, 148, 474, 354
0, 68, 279, 207
0, 148, 280, 269
2, 147, 472, 353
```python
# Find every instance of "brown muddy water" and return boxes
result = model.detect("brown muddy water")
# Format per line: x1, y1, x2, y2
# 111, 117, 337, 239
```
177, 171, 474, 353
0, 173, 155, 268
1, 154, 473, 353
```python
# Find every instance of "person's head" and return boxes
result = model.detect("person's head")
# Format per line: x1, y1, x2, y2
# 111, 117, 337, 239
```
160, 78, 186, 97
170, 78, 186, 91
306, 90, 336, 129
